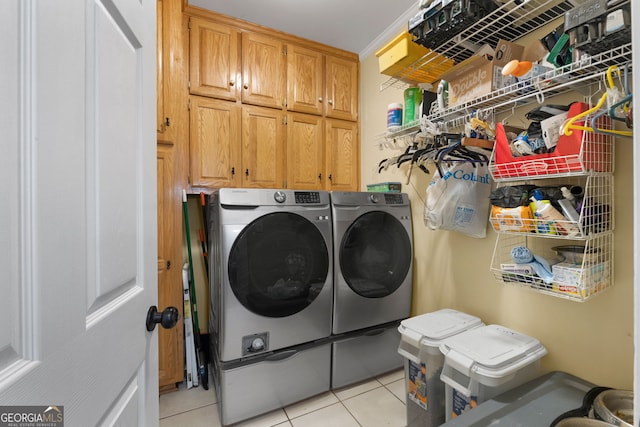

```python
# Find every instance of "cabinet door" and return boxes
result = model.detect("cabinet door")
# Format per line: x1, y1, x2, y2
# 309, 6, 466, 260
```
242, 105, 285, 188
325, 56, 358, 121
241, 32, 286, 109
287, 44, 324, 115
157, 142, 184, 391
189, 96, 241, 188
287, 112, 325, 190
326, 119, 360, 191
189, 17, 239, 101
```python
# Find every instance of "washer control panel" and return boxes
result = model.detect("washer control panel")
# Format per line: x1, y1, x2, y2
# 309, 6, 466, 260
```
294, 191, 321, 204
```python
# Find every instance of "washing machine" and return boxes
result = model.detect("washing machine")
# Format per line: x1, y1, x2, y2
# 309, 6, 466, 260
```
331, 191, 413, 334
207, 188, 334, 362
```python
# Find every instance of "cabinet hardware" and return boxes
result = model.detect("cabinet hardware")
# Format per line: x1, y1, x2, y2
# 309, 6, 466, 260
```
328, 99, 333, 105
167, 260, 171, 270
229, 80, 235, 86
245, 168, 249, 176
231, 167, 235, 175
318, 173, 322, 180
318, 97, 323, 103
165, 117, 170, 127
243, 84, 249, 90
329, 174, 333, 181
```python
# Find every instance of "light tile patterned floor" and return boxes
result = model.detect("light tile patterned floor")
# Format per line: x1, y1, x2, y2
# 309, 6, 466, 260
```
159, 369, 407, 427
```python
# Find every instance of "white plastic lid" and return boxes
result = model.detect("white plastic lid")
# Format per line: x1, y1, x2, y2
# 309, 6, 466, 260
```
439, 324, 547, 378
398, 309, 484, 348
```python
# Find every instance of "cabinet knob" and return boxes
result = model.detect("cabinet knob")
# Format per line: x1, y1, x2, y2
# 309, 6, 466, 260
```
328, 174, 333, 181
243, 84, 249, 90
318, 173, 322, 180
231, 167, 235, 176
245, 168, 249, 176
318, 97, 323, 103
328, 99, 333, 105
229, 79, 235, 87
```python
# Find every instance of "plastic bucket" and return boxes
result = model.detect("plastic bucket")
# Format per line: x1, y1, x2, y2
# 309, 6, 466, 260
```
439, 324, 547, 421
397, 309, 484, 427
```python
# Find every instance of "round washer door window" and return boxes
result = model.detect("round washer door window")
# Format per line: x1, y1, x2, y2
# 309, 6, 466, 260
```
228, 212, 329, 318
340, 211, 411, 298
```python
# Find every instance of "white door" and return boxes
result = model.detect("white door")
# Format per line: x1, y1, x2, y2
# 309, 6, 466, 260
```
0, 0, 159, 425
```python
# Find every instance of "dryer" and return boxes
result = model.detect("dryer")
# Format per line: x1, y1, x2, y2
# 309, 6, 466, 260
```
208, 188, 334, 362
331, 191, 413, 334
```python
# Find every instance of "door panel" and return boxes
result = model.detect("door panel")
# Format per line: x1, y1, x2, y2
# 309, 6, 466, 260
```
0, 0, 158, 425
325, 56, 358, 121
242, 105, 285, 188
326, 119, 360, 191
190, 95, 241, 188
189, 17, 239, 101
287, 45, 323, 115
287, 112, 324, 190
241, 32, 286, 109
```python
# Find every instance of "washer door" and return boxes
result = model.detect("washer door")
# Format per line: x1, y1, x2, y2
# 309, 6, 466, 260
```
228, 212, 329, 318
340, 211, 411, 298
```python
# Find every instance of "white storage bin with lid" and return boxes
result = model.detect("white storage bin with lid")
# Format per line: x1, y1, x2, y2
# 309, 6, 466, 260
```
397, 309, 484, 427
439, 324, 548, 421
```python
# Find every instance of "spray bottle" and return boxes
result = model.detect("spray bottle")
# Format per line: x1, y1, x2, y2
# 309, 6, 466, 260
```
530, 189, 580, 237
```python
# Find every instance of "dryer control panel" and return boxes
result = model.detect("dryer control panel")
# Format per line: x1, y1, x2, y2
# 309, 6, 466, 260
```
383, 193, 405, 205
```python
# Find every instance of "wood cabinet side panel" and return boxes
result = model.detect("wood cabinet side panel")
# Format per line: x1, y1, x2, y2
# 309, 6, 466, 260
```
157, 143, 185, 388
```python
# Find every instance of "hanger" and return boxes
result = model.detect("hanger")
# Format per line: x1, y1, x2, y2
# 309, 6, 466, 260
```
562, 92, 607, 136
563, 65, 625, 136
585, 64, 633, 137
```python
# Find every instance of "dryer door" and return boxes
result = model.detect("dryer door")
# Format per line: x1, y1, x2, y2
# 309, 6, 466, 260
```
340, 211, 411, 298
228, 212, 329, 317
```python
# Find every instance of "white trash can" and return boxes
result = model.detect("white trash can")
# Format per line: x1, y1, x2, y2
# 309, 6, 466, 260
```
439, 324, 548, 421
397, 309, 484, 427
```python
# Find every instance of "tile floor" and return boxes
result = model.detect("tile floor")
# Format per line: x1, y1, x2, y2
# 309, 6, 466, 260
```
159, 369, 407, 427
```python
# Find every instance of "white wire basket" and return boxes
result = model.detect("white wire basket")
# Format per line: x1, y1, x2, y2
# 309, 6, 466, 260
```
490, 232, 613, 302
489, 175, 614, 239
489, 108, 614, 180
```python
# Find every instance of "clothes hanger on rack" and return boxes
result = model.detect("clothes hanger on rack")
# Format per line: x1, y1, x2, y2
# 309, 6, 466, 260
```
586, 64, 633, 137
563, 65, 623, 136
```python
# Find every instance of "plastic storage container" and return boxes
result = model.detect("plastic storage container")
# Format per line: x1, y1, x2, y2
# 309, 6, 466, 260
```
397, 309, 484, 427
439, 324, 547, 421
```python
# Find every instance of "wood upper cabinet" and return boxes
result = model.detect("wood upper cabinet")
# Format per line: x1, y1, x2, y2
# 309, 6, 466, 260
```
189, 95, 241, 188
189, 17, 240, 101
190, 96, 284, 189
286, 45, 324, 115
326, 118, 359, 191
287, 112, 324, 190
157, 141, 184, 392
325, 55, 358, 121
241, 32, 286, 109
241, 105, 285, 188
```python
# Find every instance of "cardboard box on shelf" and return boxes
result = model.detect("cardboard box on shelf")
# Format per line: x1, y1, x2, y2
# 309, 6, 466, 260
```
552, 262, 609, 297
439, 40, 523, 107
